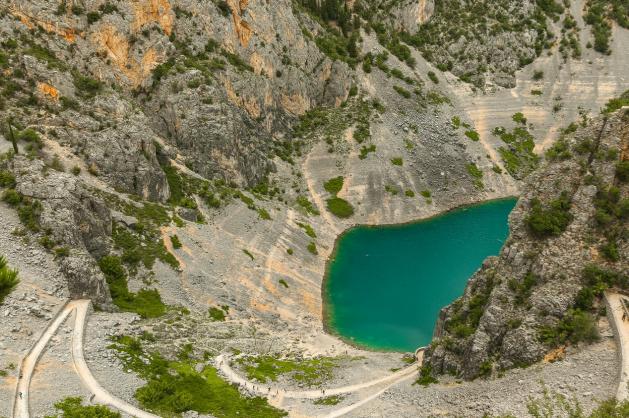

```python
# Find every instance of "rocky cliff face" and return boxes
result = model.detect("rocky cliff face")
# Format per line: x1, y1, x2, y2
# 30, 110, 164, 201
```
425, 109, 629, 379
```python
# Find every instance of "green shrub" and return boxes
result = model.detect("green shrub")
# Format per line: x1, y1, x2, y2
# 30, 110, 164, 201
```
73, 72, 102, 98
616, 161, 629, 182
296, 222, 316, 238
390, 157, 403, 166
46, 396, 121, 418
464, 130, 480, 141
393, 85, 411, 98
323, 176, 344, 195
98, 255, 166, 318
71, 166, 81, 175
414, 365, 437, 386
508, 272, 538, 305
326, 197, 354, 218
0, 170, 15, 188
0, 256, 19, 304
278, 279, 289, 288
405, 190, 415, 197
466, 163, 483, 189
296, 196, 320, 215
538, 309, 599, 346
427, 71, 439, 84
533, 70, 544, 80
170, 235, 182, 249
359, 144, 376, 159
525, 192, 572, 237
209, 306, 227, 321
307, 241, 318, 255
109, 337, 286, 417
242, 249, 254, 260
2, 189, 21, 205
545, 139, 571, 161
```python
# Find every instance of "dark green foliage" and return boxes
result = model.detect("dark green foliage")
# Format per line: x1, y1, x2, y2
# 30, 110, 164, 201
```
445, 276, 495, 339
525, 192, 573, 237
508, 272, 538, 305
584, 1, 628, 54
545, 139, 571, 161
492, 125, 539, 179
538, 309, 599, 346
323, 176, 344, 195
45, 396, 121, 418
2, 189, 22, 206
0, 256, 19, 304
603, 90, 629, 113
296, 196, 320, 215
112, 225, 179, 271
170, 235, 182, 249
616, 160, 629, 182
296, 222, 316, 238
390, 157, 403, 166
152, 58, 175, 84
359, 144, 376, 159
108, 337, 286, 417
326, 197, 354, 218
464, 130, 480, 141
98, 255, 166, 318
208, 306, 227, 321
427, 71, 439, 84
0, 170, 15, 188
466, 163, 484, 189
307, 241, 318, 255
393, 85, 411, 98
414, 365, 438, 386
582, 264, 628, 292
73, 72, 102, 98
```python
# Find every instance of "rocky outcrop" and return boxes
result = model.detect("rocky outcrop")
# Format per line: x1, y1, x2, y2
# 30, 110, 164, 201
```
425, 110, 629, 379
11, 157, 113, 309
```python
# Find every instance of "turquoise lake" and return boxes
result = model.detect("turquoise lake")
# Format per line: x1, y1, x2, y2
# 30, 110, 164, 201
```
323, 198, 517, 352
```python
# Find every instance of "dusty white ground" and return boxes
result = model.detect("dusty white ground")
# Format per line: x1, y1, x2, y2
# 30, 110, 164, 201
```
1, 8, 629, 417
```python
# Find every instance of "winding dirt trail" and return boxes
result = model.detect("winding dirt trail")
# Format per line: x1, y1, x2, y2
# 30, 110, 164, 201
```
12, 299, 158, 418
605, 291, 629, 401
214, 352, 420, 417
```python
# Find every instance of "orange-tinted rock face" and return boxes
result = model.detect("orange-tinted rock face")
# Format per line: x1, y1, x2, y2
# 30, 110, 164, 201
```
227, 0, 253, 47
10, 6, 80, 42
92, 24, 161, 87
37, 82, 60, 101
131, 0, 174, 35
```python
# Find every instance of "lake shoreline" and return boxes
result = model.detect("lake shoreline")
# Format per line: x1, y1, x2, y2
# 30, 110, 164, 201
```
321, 196, 519, 353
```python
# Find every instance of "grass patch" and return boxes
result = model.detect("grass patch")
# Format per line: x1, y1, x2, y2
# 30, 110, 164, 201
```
98, 255, 166, 318
46, 396, 120, 417
0, 256, 19, 304
109, 337, 286, 417
466, 163, 484, 189
236, 355, 346, 387
313, 395, 344, 405
390, 157, 403, 166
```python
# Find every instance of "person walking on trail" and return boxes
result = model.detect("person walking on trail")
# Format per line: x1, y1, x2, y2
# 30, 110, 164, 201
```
90, 393, 95, 403
18, 391, 22, 399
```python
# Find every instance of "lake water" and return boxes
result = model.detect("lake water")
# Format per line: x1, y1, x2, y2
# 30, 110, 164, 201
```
323, 198, 517, 352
